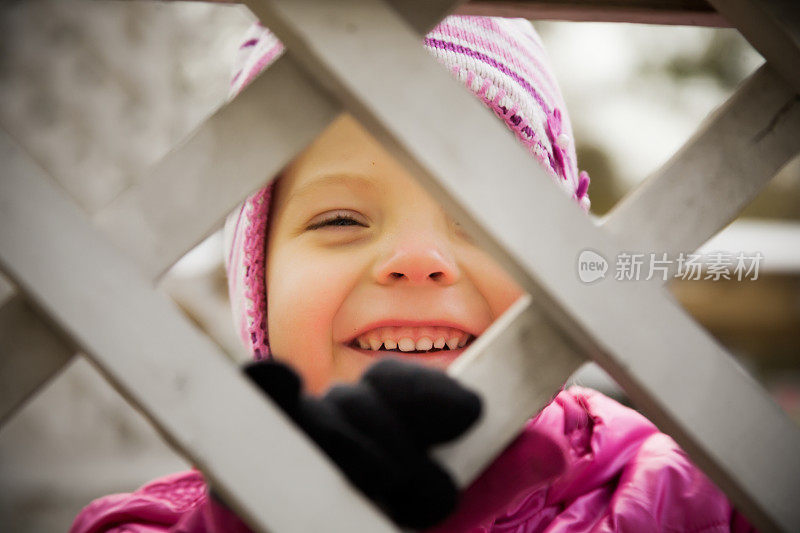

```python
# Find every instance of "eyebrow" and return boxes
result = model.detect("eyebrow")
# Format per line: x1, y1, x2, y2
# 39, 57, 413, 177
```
287, 173, 380, 204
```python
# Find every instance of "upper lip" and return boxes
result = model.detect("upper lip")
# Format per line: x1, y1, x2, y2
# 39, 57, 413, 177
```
343, 318, 479, 345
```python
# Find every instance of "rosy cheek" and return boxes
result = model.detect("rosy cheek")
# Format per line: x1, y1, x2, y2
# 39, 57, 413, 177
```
267, 249, 352, 391
465, 248, 526, 319
491, 275, 526, 316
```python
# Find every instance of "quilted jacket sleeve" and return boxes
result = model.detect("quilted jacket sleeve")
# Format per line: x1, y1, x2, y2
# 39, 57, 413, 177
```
69, 470, 252, 533
481, 386, 759, 533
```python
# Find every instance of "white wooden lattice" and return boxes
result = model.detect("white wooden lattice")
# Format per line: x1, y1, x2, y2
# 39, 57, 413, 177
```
1, 1, 799, 532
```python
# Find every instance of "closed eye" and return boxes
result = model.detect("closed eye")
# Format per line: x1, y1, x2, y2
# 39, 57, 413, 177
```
307, 213, 367, 230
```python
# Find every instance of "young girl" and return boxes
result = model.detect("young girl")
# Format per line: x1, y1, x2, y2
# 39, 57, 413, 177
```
71, 15, 756, 532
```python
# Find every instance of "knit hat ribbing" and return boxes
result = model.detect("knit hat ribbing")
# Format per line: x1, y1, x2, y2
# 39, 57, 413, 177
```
223, 15, 591, 361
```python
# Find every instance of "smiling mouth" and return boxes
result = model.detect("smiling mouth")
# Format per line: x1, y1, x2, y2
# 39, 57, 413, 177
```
345, 335, 476, 355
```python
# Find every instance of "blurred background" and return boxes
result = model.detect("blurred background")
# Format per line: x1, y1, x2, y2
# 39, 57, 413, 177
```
0, 1, 797, 531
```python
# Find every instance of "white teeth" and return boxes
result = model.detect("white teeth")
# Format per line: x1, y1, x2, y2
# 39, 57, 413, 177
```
353, 327, 473, 352
398, 338, 416, 352
416, 337, 433, 351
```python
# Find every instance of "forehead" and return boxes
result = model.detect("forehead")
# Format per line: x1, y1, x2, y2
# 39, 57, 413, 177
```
277, 113, 424, 204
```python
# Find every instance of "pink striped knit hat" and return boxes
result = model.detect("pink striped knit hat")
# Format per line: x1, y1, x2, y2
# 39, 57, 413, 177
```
223, 15, 591, 361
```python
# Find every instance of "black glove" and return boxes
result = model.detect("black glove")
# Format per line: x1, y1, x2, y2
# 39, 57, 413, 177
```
242, 357, 482, 529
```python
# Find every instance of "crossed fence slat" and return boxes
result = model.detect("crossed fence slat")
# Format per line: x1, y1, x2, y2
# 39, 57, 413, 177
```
0, 0, 445, 432
706, 0, 800, 93
1, 0, 799, 531
235, 4, 800, 531
603, 62, 800, 258
3, 0, 795, 424
0, 55, 339, 423
0, 129, 399, 532
95, 55, 340, 281
4, 43, 799, 425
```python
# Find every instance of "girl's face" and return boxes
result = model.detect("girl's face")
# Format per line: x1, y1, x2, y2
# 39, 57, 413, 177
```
266, 113, 525, 394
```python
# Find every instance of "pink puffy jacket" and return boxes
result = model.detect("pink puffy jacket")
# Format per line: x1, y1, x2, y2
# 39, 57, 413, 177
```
70, 386, 758, 532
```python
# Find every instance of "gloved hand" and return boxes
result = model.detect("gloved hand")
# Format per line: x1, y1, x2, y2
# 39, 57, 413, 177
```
242, 357, 482, 530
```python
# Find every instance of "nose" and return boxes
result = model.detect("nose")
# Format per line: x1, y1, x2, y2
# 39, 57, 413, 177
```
374, 232, 461, 286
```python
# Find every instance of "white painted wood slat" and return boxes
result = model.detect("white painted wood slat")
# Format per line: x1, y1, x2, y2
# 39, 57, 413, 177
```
603, 62, 800, 257
0, 55, 340, 426
0, 129, 397, 533
95, 54, 340, 281
5, 53, 793, 429
0, 0, 465, 441
242, 1, 800, 530
0, 0, 462, 434
706, 0, 800, 94
96, 0, 460, 282
433, 294, 585, 487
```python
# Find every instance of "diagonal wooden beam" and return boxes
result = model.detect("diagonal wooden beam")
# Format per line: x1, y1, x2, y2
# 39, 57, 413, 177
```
11, 51, 791, 478
0, 56, 340, 423
433, 294, 584, 485
576, 61, 800, 408
241, 1, 800, 530
603, 62, 800, 257
95, 54, 339, 281
0, 128, 397, 533
707, 0, 800, 94
0, 0, 458, 430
